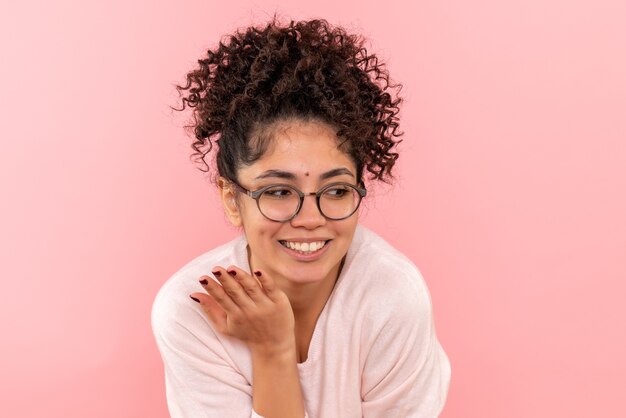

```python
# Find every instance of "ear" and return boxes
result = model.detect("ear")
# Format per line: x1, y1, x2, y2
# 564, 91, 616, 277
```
218, 177, 243, 227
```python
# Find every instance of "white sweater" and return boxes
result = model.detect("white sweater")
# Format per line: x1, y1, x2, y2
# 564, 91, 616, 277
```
151, 224, 451, 417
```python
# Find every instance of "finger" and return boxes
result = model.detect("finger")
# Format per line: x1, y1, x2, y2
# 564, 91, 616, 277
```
198, 274, 242, 315
211, 267, 257, 310
226, 265, 269, 303
190, 292, 228, 333
251, 269, 280, 302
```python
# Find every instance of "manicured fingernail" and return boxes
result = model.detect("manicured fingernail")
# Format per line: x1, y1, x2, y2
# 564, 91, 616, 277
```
212, 270, 221, 277
227, 270, 236, 276
189, 295, 200, 303
254, 271, 261, 277
199, 278, 208, 285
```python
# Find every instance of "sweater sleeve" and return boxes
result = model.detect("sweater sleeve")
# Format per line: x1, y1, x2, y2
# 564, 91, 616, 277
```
360, 272, 451, 418
151, 292, 311, 418
151, 292, 267, 418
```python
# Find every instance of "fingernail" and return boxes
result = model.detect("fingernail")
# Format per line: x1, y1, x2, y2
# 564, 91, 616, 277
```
199, 278, 208, 285
254, 271, 261, 277
189, 295, 200, 303
212, 270, 221, 277
227, 270, 236, 276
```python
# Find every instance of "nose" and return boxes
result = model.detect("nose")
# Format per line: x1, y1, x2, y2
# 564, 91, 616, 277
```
289, 194, 326, 228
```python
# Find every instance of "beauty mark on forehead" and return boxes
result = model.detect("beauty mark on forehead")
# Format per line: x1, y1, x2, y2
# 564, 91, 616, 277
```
253, 167, 354, 181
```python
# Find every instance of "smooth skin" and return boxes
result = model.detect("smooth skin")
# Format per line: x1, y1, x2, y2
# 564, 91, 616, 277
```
189, 118, 361, 418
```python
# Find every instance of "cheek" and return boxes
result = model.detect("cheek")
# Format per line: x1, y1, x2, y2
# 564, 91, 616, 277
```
339, 215, 359, 233
240, 210, 282, 240
336, 219, 359, 248
238, 201, 263, 227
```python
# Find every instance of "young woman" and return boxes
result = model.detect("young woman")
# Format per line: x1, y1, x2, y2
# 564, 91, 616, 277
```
151, 16, 451, 418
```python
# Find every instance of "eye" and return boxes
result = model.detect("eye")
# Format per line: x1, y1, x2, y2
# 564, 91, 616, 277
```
323, 185, 351, 199
262, 187, 293, 199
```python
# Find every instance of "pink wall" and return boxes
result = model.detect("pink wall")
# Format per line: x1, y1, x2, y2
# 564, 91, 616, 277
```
1, 0, 625, 417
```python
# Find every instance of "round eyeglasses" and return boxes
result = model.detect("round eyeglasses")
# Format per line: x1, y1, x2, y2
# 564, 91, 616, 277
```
226, 178, 367, 222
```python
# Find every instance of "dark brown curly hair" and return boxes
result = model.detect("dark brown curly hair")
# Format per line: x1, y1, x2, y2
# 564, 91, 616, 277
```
171, 15, 404, 185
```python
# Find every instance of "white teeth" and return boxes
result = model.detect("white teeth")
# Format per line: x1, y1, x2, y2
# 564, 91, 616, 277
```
281, 240, 327, 253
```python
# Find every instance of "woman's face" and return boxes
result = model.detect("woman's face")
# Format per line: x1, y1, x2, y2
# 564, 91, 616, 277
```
220, 119, 360, 287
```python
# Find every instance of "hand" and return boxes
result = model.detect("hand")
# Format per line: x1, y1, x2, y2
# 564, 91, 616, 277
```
190, 266, 296, 354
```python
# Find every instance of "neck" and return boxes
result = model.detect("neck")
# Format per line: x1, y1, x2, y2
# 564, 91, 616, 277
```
282, 262, 341, 316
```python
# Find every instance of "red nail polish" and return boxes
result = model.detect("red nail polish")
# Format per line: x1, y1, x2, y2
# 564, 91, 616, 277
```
199, 278, 208, 285
212, 271, 221, 277
227, 270, 236, 276
190, 295, 200, 303
254, 271, 261, 277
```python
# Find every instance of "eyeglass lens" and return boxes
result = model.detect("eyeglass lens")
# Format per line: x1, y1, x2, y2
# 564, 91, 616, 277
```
258, 184, 361, 221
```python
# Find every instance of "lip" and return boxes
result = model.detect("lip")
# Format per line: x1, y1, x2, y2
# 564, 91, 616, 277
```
277, 239, 331, 261
279, 238, 332, 243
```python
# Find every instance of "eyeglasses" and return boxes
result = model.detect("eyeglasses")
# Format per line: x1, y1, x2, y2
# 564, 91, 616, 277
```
226, 178, 367, 222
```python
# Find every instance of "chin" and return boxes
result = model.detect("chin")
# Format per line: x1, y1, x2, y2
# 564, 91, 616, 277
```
280, 265, 331, 284
270, 255, 333, 281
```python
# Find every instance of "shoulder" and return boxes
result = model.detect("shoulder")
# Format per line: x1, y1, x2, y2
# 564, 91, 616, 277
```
150, 235, 254, 385
345, 225, 435, 324
151, 235, 245, 340
349, 225, 431, 299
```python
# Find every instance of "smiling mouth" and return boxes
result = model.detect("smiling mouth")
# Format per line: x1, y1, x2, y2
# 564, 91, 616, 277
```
278, 240, 331, 254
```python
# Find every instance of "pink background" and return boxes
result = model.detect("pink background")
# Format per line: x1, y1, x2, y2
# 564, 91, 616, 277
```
1, 0, 624, 417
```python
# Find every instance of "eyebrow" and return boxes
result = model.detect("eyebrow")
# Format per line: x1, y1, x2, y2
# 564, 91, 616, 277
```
254, 167, 355, 181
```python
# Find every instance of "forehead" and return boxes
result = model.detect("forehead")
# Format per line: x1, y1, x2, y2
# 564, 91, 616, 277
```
243, 119, 356, 176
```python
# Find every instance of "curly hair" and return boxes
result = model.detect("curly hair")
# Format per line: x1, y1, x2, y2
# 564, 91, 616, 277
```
171, 15, 404, 185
